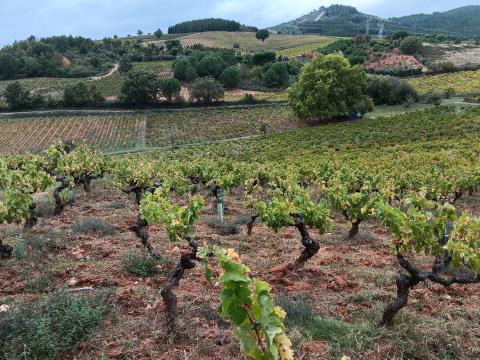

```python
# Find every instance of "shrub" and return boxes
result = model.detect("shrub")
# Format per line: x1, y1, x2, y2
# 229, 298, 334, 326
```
122, 251, 160, 277
263, 62, 289, 88
366, 75, 418, 105
252, 51, 276, 66
0, 290, 111, 360
197, 54, 225, 78
219, 65, 241, 88
444, 87, 456, 99
4, 82, 39, 111
121, 70, 159, 105
429, 62, 457, 73
159, 78, 181, 101
119, 54, 133, 73
71, 218, 116, 236
64, 81, 104, 107
185, 66, 198, 82
425, 91, 443, 107
12, 236, 25, 260
240, 93, 257, 104
189, 77, 224, 104
173, 58, 191, 80
400, 36, 423, 54
233, 43, 240, 49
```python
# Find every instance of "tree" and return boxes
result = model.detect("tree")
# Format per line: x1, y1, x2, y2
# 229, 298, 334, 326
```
252, 51, 276, 66
160, 78, 181, 101
119, 55, 133, 73
0, 53, 20, 80
197, 55, 225, 78
288, 54, 372, 120
263, 63, 289, 88
64, 81, 104, 107
189, 78, 224, 104
173, 58, 191, 80
137, 30, 143, 36
121, 70, 159, 105
219, 65, 240, 88
4, 82, 32, 110
400, 36, 423, 54
392, 31, 409, 40
154, 28, 163, 39
256, 29, 270, 42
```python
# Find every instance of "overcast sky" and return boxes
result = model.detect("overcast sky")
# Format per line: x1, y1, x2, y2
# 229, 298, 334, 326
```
0, 0, 476, 46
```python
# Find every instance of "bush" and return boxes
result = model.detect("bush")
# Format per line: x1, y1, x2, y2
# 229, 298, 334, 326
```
197, 54, 225, 78
64, 81, 104, 107
121, 70, 159, 105
4, 82, 40, 111
0, 290, 111, 360
173, 58, 191, 81
400, 36, 423, 55
185, 66, 198, 82
71, 218, 116, 236
425, 91, 443, 107
429, 62, 457, 73
252, 51, 276, 66
119, 54, 133, 73
219, 65, 241, 88
159, 78, 181, 101
263, 63, 289, 88
240, 93, 257, 104
444, 87, 456, 99
122, 251, 160, 277
189, 78, 224, 104
366, 75, 418, 105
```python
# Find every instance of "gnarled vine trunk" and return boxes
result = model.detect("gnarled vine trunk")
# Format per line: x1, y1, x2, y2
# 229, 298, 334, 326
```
289, 214, 320, 271
129, 215, 159, 259
161, 236, 198, 334
247, 215, 258, 236
53, 176, 70, 215
0, 240, 12, 260
348, 220, 361, 238
24, 202, 38, 229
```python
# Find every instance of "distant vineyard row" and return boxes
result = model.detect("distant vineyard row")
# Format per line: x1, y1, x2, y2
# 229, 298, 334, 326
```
407, 69, 480, 94
0, 105, 311, 154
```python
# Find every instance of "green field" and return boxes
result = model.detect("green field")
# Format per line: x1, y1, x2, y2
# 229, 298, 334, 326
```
151, 31, 335, 52
407, 69, 480, 94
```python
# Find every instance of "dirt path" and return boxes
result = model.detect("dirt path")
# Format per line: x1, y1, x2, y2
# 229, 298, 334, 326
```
90, 63, 119, 81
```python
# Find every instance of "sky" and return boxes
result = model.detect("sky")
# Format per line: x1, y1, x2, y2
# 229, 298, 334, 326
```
0, 0, 477, 46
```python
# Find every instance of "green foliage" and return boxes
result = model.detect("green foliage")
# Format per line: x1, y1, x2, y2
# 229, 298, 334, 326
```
159, 78, 181, 101
121, 70, 159, 105
256, 29, 270, 42
168, 18, 257, 34
366, 75, 418, 105
263, 63, 289, 88
12, 236, 26, 260
219, 65, 241, 88
64, 81, 104, 107
189, 77, 224, 104
392, 31, 409, 40
4, 82, 43, 111
71, 218, 116, 236
140, 189, 204, 241
319, 38, 368, 65
122, 250, 160, 277
400, 36, 423, 55
154, 28, 163, 39
252, 52, 276, 66
0, 290, 111, 360
288, 54, 371, 119
119, 54, 133, 73
211, 248, 294, 360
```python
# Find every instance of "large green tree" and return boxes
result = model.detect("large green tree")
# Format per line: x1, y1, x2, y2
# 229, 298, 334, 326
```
121, 71, 159, 105
288, 54, 373, 120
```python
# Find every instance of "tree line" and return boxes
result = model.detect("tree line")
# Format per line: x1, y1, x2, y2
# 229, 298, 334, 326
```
168, 18, 257, 34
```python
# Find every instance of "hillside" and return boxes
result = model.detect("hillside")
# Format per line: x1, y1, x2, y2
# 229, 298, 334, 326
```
271, 4, 480, 38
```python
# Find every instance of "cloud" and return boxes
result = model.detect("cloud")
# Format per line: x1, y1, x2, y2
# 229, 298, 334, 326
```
0, 0, 477, 46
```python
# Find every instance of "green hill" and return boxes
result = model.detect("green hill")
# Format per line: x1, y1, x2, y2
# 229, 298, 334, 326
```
271, 4, 480, 39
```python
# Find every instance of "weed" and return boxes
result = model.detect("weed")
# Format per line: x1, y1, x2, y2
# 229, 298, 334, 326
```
0, 289, 112, 360
72, 219, 116, 236
12, 237, 25, 260
121, 250, 164, 278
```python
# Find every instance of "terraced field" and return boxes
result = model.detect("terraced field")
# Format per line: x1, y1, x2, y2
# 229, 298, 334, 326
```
151, 32, 333, 52
407, 69, 480, 94
0, 114, 145, 153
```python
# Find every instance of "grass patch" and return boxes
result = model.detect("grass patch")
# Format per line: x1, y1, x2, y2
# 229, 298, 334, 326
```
0, 289, 112, 360
276, 293, 381, 358
121, 250, 172, 278
72, 219, 116, 236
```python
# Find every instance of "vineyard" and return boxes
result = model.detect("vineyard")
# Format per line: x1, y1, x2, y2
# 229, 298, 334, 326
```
0, 114, 145, 153
407, 69, 480, 94
146, 105, 302, 147
151, 32, 334, 52
0, 106, 480, 359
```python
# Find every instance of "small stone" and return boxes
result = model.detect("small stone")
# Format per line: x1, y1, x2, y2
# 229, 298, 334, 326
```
0, 304, 10, 313
67, 278, 79, 287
